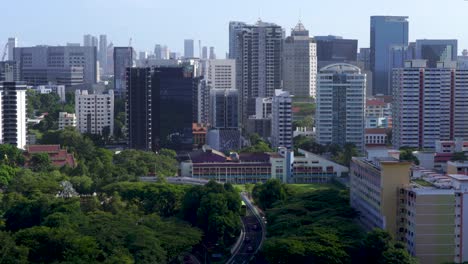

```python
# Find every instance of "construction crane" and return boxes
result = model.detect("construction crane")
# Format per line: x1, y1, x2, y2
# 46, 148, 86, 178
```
1, 42, 8, 61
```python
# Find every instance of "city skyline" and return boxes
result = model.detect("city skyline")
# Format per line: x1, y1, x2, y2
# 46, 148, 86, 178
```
2, 0, 468, 56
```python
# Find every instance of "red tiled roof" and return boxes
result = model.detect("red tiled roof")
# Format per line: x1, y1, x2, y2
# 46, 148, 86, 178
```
365, 128, 388, 134
27, 145, 61, 153
366, 99, 386, 107
24, 145, 76, 168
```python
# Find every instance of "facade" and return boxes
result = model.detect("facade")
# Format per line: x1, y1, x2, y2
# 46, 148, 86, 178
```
365, 128, 388, 146
415, 39, 457, 68
83, 34, 98, 47
350, 155, 412, 236
209, 88, 239, 129
58, 112, 76, 130
392, 60, 468, 149
209, 47, 216, 59
0, 82, 27, 149
184, 39, 194, 58
366, 98, 391, 117
370, 16, 409, 95
126, 67, 198, 151
113, 47, 133, 97
228, 21, 247, 59
75, 89, 114, 135
358, 47, 371, 71
193, 123, 207, 147
0, 61, 19, 82
205, 59, 236, 90
315, 35, 358, 62
271, 90, 293, 150
206, 129, 241, 152
316, 63, 366, 151
35, 84, 66, 102
246, 118, 271, 139
235, 20, 283, 125
14, 45, 97, 86
202, 46, 208, 60
283, 22, 317, 97
291, 149, 349, 183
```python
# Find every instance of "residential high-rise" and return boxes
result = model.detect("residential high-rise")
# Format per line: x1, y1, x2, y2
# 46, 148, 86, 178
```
209, 47, 216, 59
0, 61, 19, 82
236, 20, 283, 125
99, 35, 108, 75
126, 66, 199, 151
283, 21, 317, 97
229, 21, 247, 59
58, 112, 77, 130
370, 16, 409, 95
202, 46, 208, 59
392, 60, 468, 149
7, 38, 17, 61
14, 46, 96, 86
271, 90, 293, 150
0, 82, 27, 149
83, 34, 98, 47
315, 35, 358, 64
113, 47, 133, 97
75, 89, 114, 136
206, 59, 236, 90
184, 39, 194, 58
316, 63, 366, 151
415, 39, 458, 67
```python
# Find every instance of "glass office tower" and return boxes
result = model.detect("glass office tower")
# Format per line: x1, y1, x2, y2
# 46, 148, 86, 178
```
370, 16, 408, 95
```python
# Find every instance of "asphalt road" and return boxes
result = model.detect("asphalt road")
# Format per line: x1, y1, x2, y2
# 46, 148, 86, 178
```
227, 195, 265, 264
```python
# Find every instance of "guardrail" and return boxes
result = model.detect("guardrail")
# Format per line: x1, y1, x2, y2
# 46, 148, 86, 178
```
226, 218, 246, 264
241, 192, 266, 255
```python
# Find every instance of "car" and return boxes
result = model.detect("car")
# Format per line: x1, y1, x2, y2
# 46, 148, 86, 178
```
247, 246, 254, 252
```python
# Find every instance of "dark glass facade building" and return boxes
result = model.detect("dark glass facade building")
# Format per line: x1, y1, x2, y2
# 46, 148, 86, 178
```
370, 16, 409, 95
416, 39, 458, 68
315, 36, 358, 62
127, 66, 199, 151
114, 47, 133, 97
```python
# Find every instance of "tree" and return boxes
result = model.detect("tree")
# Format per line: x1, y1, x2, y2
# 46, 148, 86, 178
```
399, 147, 420, 165
0, 144, 25, 167
30, 153, 53, 172
335, 143, 359, 167
451, 152, 467, 162
70, 176, 94, 194
0, 231, 28, 264
252, 179, 287, 210
0, 165, 16, 188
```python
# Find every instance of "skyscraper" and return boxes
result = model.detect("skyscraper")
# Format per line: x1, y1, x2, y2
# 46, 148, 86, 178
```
370, 16, 409, 95
314, 35, 358, 64
209, 47, 216, 59
271, 90, 293, 150
283, 21, 317, 97
206, 59, 236, 90
83, 34, 98, 47
184, 39, 194, 58
392, 60, 468, 149
229, 21, 246, 59
316, 63, 366, 151
209, 89, 239, 129
202, 46, 208, 59
415, 39, 458, 67
99, 35, 108, 75
113, 47, 133, 97
154, 44, 162, 59
7, 38, 17, 61
126, 66, 199, 151
0, 82, 27, 149
236, 20, 283, 125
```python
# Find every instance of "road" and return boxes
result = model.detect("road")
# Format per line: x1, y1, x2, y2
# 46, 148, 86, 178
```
227, 193, 266, 264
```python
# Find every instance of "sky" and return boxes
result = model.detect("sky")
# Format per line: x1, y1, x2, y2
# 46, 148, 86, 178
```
1, 0, 468, 57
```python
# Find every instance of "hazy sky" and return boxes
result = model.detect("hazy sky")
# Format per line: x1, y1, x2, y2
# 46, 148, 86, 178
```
2, 0, 467, 57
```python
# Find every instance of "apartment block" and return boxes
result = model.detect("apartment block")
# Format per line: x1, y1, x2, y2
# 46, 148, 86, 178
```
75, 90, 114, 135
58, 112, 76, 130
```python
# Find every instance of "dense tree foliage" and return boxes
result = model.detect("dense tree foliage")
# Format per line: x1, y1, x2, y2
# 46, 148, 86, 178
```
256, 182, 417, 264
451, 151, 467, 161
252, 179, 288, 210
399, 147, 420, 165
241, 133, 273, 153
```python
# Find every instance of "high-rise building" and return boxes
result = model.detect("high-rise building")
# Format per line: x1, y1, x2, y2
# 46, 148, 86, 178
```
315, 35, 358, 64
415, 39, 458, 67
206, 59, 236, 90
358, 48, 371, 71
75, 89, 114, 135
99, 35, 108, 75
154, 44, 162, 59
83, 34, 98, 47
271, 90, 293, 150
184, 39, 194, 58
7, 38, 17, 61
370, 16, 409, 95
113, 47, 133, 97
126, 67, 199, 151
392, 60, 468, 149
202, 46, 208, 60
0, 61, 19, 82
316, 63, 366, 151
229, 21, 247, 59
14, 46, 96, 86
236, 20, 283, 125
209, 47, 216, 59
0, 82, 27, 149
283, 21, 317, 97
209, 89, 239, 129
58, 112, 77, 130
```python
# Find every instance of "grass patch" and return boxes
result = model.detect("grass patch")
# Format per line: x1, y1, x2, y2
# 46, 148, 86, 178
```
412, 178, 434, 187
